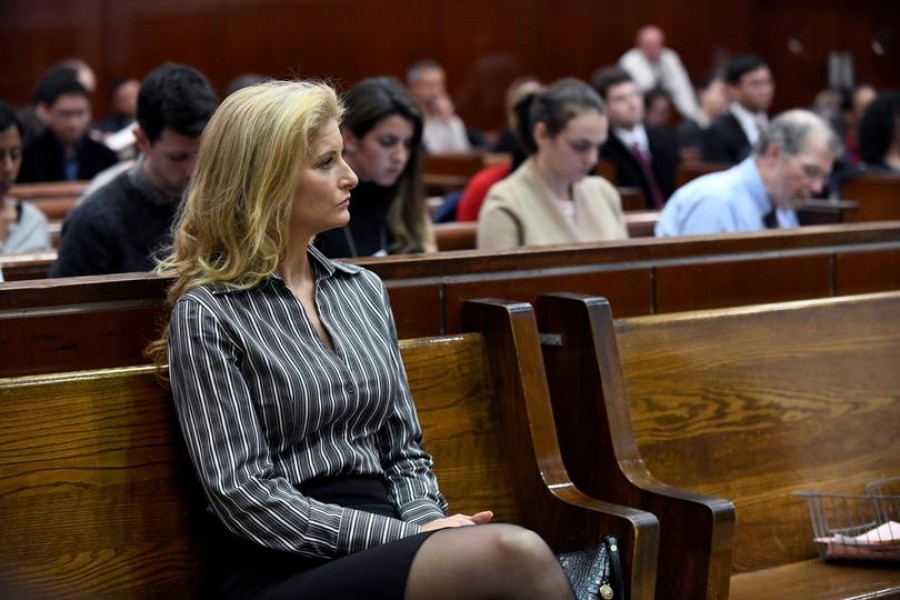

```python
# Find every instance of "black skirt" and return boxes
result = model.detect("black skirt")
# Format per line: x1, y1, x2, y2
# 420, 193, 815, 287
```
211, 475, 434, 600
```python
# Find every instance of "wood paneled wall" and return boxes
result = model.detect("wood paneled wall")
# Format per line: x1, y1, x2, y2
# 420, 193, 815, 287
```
1, 0, 897, 130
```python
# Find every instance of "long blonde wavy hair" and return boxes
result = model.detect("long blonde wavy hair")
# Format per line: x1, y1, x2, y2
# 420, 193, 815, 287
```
146, 80, 343, 369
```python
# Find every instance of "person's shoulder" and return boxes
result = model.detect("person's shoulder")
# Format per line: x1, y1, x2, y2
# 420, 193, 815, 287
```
600, 133, 627, 157
73, 169, 132, 215
83, 136, 119, 163
647, 125, 677, 144
483, 168, 521, 204
19, 131, 52, 167
171, 283, 236, 322
708, 112, 741, 135
471, 164, 511, 188
18, 200, 49, 225
619, 47, 643, 64
660, 47, 685, 63
581, 174, 618, 198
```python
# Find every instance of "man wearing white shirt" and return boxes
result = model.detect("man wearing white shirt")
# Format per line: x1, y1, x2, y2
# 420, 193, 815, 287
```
619, 25, 700, 122
657, 110, 837, 237
406, 60, 472, 153
703, 54, 775, 163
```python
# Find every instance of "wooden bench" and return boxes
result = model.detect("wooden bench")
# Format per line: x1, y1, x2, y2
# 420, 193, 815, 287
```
4, 222, 900, 377
841, 174, 900, 223
432, 210, 661, 251
0, 299, 659, 599
11, 181, 87, 221
536, 292, 900, 599
676, 162, 727, 188
423, 152, 494, 196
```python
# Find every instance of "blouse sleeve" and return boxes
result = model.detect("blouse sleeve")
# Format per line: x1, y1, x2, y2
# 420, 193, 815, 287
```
372, 284, 449, 524
168, 294, 423, 559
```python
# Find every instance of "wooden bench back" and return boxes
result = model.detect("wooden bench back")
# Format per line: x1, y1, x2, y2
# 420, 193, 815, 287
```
0, 300, 659, 599
4, 222, 900, 377
676, 162, 727, 187
0, 366, 207, 599
538, 294, 736, 600
611, 292, 900, 571
537, 292, 900, 599
841, 174, 900, 223
11, 181, 87, 221
432, 210, 660, 251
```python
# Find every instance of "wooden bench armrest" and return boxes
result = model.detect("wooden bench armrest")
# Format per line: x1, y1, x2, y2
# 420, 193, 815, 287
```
536, 293, 736, 600
464, 298, 660, 600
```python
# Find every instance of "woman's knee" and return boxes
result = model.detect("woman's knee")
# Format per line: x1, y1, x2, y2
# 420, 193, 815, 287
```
442, 523, 560, 580
483, 524, 555, 568
408, 524, 572, 599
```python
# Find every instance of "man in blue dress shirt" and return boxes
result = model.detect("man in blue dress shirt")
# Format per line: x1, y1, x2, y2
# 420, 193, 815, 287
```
655, 110, 839, 237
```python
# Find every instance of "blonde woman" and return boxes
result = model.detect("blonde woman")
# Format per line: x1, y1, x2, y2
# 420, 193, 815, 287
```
148, 81, 575, 599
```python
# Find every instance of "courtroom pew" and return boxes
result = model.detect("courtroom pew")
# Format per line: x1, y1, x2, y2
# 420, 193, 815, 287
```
0, 249, 57, 281
423, 152, 502, 196
11, 181, 87, 221
618, 186, 646, 211
538, 294, 735, 600
4, 222, 900, 377
0, 299, 659, 600
538, 292, 900, 599
841, 173, 900, 223
433, 210, 661, 251
0, 207, 660, 280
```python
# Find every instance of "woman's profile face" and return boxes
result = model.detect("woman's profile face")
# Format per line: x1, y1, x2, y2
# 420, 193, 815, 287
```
343, 114, 415, 187
537, 110, 608, 185
0, 125, 22, 199
292, 119, 358, 240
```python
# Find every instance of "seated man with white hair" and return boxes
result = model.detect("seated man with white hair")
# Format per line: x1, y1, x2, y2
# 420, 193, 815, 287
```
655, 110, 839, 236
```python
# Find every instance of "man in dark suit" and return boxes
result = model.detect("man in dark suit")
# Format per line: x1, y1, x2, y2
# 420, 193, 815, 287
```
702, 54, 775, 164
593, 67, 679, 209
17, 71, 117, 183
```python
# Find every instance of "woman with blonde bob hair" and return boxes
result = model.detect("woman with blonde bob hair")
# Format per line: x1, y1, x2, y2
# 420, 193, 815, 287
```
149, 80, 576, 599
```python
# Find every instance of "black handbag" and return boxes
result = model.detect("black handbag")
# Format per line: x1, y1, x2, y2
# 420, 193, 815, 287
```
556, 535, 625, 600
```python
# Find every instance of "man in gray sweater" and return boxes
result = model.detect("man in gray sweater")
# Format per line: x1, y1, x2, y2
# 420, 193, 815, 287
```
50, 63, 218, 277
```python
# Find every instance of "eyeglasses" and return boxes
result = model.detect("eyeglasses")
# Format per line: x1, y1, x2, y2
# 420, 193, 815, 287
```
789, 156, 829, 184
799, 162, 827, 183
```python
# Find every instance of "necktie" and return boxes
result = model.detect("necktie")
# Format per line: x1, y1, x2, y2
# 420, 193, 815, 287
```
631, 143, 665, 209
763, 209, 778, 229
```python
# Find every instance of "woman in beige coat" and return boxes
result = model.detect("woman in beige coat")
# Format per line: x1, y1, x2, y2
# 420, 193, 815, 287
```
477, 79, 627, 250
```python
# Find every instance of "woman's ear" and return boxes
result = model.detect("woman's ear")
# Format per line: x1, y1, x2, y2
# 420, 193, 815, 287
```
532, 121, 549, 148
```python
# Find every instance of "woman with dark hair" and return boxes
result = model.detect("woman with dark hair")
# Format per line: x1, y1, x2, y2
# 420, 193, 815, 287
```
0, 101, 50, 258
857, 91, 900, 174
315, 77, 435, 258
477, 79, 627, 250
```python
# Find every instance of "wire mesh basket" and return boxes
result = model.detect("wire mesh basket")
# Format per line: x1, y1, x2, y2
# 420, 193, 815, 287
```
793, 477, 900, 562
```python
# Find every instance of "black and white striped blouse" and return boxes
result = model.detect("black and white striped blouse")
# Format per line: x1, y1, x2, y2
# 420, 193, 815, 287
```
168, 245, 448, 560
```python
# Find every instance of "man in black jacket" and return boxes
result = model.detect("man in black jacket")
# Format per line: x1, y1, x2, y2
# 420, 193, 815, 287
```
702, 54, 775, 164
593, 67, 679, 209
18, 72, 117, 183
